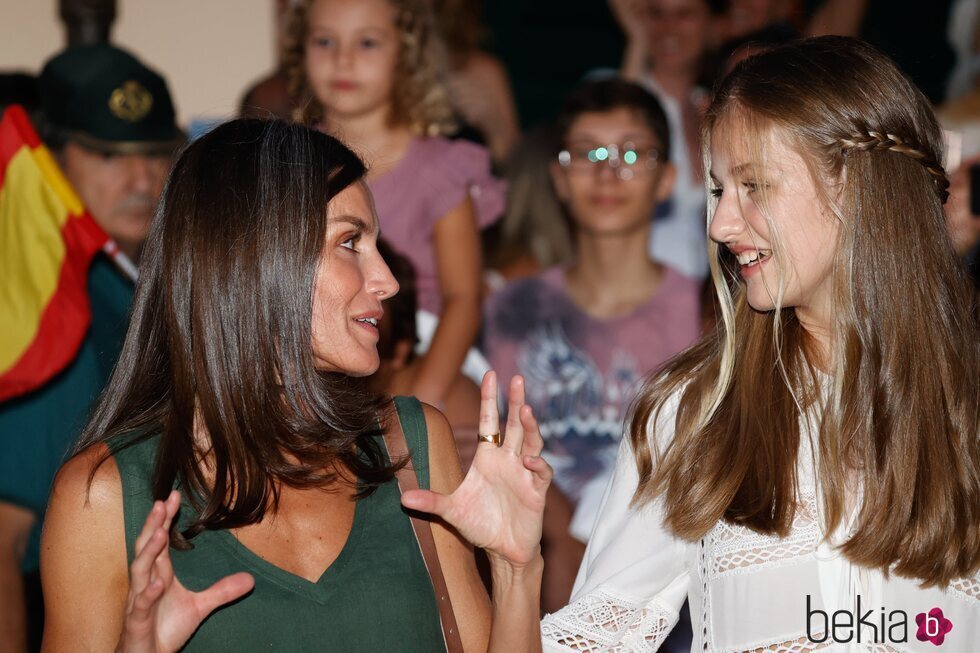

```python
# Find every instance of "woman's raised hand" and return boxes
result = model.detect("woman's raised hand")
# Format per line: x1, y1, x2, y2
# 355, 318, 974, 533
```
401, 372, 552, 568
116, 491, 254, 653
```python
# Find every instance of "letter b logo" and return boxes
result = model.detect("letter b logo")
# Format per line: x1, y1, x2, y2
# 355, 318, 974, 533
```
915, 608, 952, 646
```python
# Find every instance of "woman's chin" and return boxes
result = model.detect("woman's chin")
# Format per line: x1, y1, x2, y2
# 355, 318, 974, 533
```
745, 293, 777, 314
347, 357, 382, 378
313, 356, 380, 378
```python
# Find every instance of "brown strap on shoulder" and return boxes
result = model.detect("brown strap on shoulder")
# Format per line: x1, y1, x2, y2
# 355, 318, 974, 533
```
384, 411, 465, 653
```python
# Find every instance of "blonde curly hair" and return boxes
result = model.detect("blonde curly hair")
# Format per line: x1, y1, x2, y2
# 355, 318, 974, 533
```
283, 0, 457, 136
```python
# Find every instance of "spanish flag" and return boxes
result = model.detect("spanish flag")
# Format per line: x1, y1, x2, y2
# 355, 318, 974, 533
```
0, 105, 110, 401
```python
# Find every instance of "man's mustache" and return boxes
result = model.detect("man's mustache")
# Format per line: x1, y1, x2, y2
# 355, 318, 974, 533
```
115, 194, 156, 214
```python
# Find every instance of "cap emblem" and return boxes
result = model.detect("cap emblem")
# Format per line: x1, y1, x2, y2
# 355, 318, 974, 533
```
108, 80, 154, 122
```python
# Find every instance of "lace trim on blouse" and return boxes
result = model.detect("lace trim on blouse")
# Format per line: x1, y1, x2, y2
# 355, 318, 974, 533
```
541, 589, 679, 652
949, 575, 979, 604
709, 488, 821, 579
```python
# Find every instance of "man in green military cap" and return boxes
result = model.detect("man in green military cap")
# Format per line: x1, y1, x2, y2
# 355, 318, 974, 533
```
0, 44, 181, 652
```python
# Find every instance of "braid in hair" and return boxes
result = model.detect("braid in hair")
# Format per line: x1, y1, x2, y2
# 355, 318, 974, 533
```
839, 131, 950, 203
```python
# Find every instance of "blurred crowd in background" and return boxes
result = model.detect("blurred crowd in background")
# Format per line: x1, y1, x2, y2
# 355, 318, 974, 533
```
1, 0, 979, 651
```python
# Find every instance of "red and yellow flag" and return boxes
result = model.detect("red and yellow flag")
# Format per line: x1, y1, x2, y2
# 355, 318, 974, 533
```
0, 104, 110, 401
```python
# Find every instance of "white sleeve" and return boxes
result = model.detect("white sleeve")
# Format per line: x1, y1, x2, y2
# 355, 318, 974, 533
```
541, 396, 691, 652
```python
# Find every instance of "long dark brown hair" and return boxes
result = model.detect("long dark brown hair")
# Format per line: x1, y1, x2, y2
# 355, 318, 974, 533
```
630, 37, 980, 586
77, 118, 398, 547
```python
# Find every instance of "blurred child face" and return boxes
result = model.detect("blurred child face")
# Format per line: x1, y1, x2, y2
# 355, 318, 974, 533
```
304, 0, 400, 120
645, 0, 713, 75
707, 116, 840, 325
312, 182, 399, 376
552, 108, 675, 238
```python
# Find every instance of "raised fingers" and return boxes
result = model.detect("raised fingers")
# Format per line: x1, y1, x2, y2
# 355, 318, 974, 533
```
523, 452, 554, 492
195, 572, 255, 618
133, 500, 164, 558
502, 375, 526, 455
128, 574, 165, 626
519, 404, 544, 458
400, 488, 453, 522
161, 490, 180, 526
128, 527, 168, 610
154, 491, 180, 585
478, 371, 501, 448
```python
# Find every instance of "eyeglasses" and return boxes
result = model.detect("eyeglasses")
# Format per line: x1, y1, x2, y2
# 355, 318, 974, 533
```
557, 142, 661, 181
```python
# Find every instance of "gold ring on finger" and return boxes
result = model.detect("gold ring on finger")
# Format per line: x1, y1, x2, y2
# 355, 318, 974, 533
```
477, 432, 502, 447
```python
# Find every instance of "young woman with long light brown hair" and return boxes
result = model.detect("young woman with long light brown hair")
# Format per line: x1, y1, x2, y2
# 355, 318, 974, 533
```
412, 36, 980, 652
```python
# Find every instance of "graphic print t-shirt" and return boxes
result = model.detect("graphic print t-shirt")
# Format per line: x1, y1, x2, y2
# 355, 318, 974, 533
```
482, 266, 701, 503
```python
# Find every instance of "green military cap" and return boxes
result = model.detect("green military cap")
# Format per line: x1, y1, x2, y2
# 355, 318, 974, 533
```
39, 43, 182, 155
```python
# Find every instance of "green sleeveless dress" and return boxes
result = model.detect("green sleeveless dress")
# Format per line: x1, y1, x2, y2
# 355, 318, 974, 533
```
111, 397, 446, 652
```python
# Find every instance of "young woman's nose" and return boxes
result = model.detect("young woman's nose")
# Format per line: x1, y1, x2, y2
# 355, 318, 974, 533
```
708, 190, 746, 244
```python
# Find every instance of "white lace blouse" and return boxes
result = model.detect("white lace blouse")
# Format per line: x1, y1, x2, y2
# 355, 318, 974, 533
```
540, 394, 979, 652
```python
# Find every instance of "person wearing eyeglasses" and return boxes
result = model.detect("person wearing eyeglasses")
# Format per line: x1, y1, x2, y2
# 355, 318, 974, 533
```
481, 78, 702, 616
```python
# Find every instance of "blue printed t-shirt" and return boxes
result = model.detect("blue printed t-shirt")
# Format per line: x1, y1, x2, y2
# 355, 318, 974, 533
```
482, 265, 701, 504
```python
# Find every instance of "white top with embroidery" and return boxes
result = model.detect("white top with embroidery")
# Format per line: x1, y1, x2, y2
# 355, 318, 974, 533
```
540, 392, 979, 652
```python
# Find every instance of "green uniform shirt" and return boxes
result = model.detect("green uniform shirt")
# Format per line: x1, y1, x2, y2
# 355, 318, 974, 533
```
111, 396, 446, 652
0, 255, 133, 571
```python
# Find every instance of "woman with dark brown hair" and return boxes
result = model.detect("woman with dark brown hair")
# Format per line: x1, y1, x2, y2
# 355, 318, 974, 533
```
38, 118, 550, 652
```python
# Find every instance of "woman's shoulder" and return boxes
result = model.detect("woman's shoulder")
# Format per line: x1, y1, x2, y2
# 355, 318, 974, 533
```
49, 431, 163, 515
393, 398, 463, 495
51, 442, 122, 512
44, 443, 126, 572
49, 432, 160, 521
42, 441, 129, 649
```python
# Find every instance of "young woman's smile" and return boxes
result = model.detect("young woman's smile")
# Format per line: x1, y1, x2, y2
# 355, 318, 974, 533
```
708, 115, 840, 327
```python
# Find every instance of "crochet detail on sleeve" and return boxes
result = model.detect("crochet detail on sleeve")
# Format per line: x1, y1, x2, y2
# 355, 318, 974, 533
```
949, 576, 980, 604
541, 590, 679, 652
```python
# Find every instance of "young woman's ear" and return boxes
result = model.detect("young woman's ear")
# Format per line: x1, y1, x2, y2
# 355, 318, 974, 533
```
550, 161, 571, 202
654, 162, 678, 203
